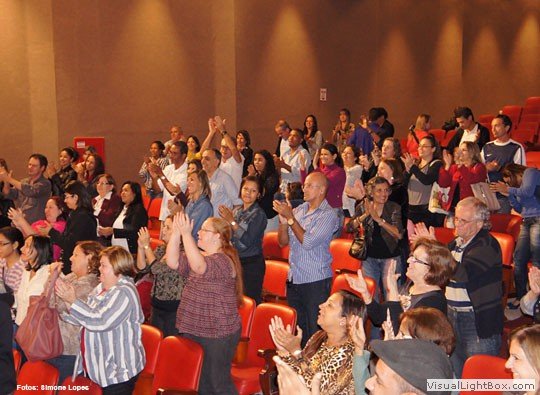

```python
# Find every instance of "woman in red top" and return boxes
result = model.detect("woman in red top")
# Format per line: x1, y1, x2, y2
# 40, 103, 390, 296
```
406, 114, 431, 159
438, 141, 487, 212
166, 213, 243, 395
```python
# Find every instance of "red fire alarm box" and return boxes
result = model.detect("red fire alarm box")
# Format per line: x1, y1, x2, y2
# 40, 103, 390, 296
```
73, 137, 106, 163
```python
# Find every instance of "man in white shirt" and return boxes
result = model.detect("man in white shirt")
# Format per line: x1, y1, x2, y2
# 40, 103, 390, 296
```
149, 141, 188, 222
275, 128, 311, 193
446, 106, 491, 152
274, 120, 291, 157
201, 148, 241, 216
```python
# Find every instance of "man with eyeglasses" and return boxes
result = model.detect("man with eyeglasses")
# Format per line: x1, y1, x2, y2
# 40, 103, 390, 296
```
0, 154, 51, 224
414, 196, 503, 377
273, 172, 339, 346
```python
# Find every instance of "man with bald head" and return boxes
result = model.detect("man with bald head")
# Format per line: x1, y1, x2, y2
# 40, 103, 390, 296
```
273, 172, 339, 345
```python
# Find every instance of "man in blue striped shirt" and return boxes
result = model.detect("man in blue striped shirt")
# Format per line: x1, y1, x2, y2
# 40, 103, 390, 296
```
273, 172, 339, 346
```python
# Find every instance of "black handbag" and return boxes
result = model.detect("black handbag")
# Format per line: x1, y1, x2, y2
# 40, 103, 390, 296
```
348, 224, 367, 260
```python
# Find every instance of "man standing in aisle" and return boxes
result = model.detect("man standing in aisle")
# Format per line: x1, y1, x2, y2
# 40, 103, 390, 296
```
273, 172, 338, 346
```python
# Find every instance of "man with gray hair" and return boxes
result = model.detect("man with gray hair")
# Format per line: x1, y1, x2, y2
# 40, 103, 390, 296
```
413, 196, 503, 377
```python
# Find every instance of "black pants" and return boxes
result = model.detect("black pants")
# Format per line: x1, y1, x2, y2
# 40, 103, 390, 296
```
240, 254, 265, 305
182, 329, 241, 395
102, 374, 138, 395
287, 277, 332, 347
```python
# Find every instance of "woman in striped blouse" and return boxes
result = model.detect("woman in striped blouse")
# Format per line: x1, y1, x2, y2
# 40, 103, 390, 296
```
56, 246, 145, 394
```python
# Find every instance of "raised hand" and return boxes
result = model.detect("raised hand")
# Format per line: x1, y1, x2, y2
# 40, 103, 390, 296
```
409, 222, 436, 243
345, 270, 372, 304
214, 115, 226, 132
299, 151, 307, 171
442, 149, 453, 170
385, 259, 400, 302
137, 227, 150, 249
401, 152, 415, 171
348, 315, 366, 355
173, 212, 193, 237
247, 164, 257, 176
218, 205, 235, 224
382, 309, 395, 341
269, 316, 302, 355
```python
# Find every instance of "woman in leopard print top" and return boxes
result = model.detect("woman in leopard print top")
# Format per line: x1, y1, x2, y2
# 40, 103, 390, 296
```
270, 290, 367, 395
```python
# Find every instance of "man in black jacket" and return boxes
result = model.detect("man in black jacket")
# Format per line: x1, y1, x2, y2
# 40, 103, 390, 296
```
446, 106, 491, 152
445, 197, 503, 377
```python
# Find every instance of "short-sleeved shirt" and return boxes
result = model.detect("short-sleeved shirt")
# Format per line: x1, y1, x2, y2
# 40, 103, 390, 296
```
176, 252, 241, 338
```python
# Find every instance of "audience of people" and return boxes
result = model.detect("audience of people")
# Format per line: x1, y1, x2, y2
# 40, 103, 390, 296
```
1, 105, 539, 394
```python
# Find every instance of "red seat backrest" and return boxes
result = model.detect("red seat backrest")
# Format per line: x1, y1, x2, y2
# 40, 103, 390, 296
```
262, 260, 289, 299
15, 361, 59, 395
434, 227, 455, 245
489, 213, 522, 243
141, 324, 163, 375
262, 232, 289, 261
330, 238, 362, 277
152, 336, 204, 393
490, 232, 514, 266
238, 296, 256, 338
331, 274, 376, 300
245, 303, 296, 366
461, 355, 512, 395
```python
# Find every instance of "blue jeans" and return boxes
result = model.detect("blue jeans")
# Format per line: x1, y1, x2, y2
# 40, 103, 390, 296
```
447, 308, 501, 378
287, 278, 332, 347
514, 217, 540, 299
333, 207, 344, 239
361, 256, 400, 301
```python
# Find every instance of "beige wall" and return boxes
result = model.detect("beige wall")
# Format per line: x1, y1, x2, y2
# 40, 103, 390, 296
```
0, 0, 538, 183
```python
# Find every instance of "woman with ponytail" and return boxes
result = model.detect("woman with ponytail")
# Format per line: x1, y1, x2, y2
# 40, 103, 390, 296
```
166, 213, 242, 395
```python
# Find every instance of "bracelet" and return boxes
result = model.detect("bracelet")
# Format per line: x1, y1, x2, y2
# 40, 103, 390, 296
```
144, 245, 150, 250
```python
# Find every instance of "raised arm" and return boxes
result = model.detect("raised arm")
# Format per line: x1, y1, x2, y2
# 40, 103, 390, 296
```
173, 212, 207, 274
215, 116, 243, 164
199, 118, 219, 154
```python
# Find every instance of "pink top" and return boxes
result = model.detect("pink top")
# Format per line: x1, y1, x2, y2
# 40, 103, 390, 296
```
176, 252, 240, 338
32, 220, 67, 261
301, 163, 346, 208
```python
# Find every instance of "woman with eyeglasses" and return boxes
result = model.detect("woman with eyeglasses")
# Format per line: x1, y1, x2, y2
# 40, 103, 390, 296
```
406, 114, 431, 159
9, 196, 67, 261
347, 237, 456, 333
99, 181, 148, 254
0, 227, 25, 293
44, 181, 98, 274
166, 213, 243, 394
402, 134, 445, 228
92, 174, 122, 246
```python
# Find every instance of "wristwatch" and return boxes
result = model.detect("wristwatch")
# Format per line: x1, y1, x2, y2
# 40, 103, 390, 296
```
160, 175, 166, 181
287, 217, 295, 226
230, 221, 237, 227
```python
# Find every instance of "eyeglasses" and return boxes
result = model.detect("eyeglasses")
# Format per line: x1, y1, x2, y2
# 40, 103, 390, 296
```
454, 216, 478, 225
302, 183, 321, 190
199, 228, 217, 233
408, 255, 430, 266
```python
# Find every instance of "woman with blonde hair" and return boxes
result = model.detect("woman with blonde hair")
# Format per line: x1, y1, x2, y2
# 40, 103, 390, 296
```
439, 141, 487, 213
166, 213, 243, 394
56, 245, 145, 394
406, 114, 431, 158
506, 325, 540, 394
